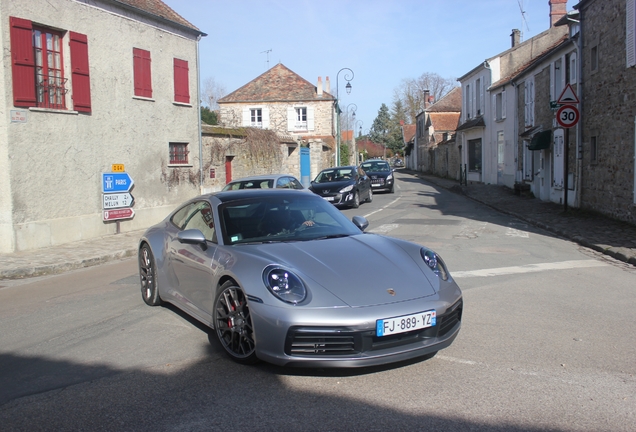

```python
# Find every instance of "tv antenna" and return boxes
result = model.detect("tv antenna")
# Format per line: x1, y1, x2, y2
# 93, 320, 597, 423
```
517, 0, 530, 41
261, 49, 272, 69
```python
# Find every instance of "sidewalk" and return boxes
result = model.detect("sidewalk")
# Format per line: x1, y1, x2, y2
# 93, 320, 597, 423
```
1, 172, 635, 280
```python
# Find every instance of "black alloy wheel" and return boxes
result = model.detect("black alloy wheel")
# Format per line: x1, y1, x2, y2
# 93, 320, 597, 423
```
139, 244, 162, 306
214, 281, 258, 364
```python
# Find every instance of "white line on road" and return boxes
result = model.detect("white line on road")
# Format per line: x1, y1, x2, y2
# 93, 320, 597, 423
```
364, 197, 401, 218
452, 259, 608, 279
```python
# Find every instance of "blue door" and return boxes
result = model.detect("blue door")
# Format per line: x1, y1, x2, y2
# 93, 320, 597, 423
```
300, 147, 310, 187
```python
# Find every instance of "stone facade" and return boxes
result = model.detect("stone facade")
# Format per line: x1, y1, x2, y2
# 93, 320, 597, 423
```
578, 0, 636, 223
0, 0, 204, 253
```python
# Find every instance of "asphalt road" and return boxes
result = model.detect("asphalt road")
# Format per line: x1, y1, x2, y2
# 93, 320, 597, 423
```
1, 171, 635, 431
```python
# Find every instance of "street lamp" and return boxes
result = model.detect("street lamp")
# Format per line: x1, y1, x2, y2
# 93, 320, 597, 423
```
335, 67, 354, 166
354, 120, 363, 164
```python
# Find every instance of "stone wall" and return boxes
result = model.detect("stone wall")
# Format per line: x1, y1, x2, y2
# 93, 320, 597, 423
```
580, 0, 636, 224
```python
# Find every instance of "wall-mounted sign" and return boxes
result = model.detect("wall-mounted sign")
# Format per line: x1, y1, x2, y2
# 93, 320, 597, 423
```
10, 110, 27, 123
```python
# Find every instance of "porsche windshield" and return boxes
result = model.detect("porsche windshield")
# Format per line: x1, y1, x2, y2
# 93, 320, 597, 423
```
220, 194, 361, 245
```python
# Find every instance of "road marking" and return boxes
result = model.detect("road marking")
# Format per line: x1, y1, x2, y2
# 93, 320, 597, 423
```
364, 197, 401, 218
506, 227, 529, 238
368, 224, 399, 233
452, 260, 608, 279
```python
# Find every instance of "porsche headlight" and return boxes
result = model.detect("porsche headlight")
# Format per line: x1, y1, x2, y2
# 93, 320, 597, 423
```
263, 265, 306, 304
339, 185, 353, 193
420, 248, 449, 281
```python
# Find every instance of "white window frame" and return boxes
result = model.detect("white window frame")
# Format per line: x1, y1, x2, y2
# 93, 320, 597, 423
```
494, 90, 506, 121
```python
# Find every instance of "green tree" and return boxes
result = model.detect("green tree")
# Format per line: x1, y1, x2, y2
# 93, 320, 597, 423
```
369, 103, 391, 149
201, 106, 218, 125
387, 98, 408, 155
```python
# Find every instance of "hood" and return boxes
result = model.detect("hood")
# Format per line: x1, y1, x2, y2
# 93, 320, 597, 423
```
309, 180, 354, 192
243, 234, 436, 307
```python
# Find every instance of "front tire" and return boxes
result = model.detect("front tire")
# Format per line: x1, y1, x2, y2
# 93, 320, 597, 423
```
366, 188, 373, 203
351, 191, 360, 208
139, 244, 162, 306
213, 281, 258, 365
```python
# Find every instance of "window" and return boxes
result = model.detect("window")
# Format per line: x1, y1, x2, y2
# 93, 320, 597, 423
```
524, 79, 535, 126
34, 27, 65, 109
251, 108, 262, 127
133, 48, 152, 98
568, 52, 577, 83
591, 45, 598, 72
495, 90, 506, 121
468, 138, 482, 172
9, 16, 91, 112
171, 201, 215, 242
590, 136, 597, 163
169, 142, 188, 164
173, 58, 189, 104
475, 78, 481, 115
296, 107, 307, 127
553, 58, 563, 101
465, 84, 471, 119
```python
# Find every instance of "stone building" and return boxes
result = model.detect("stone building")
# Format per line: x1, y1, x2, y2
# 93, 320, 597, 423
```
413, 87, 462, 179
575, 0, 636, 224
0, 0, 205, 253
217, 63, 336, 183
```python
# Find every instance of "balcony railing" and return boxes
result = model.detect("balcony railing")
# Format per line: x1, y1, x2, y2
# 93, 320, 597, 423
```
36, 73, 68, 109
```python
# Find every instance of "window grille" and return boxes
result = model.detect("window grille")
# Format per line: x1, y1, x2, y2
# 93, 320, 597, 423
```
169, 143, 188, 164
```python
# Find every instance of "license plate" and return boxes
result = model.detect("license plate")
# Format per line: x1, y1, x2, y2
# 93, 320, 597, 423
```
372, 183, 381, 187
376, 310, 436, 337
324, 196, 334, 201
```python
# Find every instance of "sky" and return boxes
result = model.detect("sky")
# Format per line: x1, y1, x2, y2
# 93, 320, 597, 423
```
162, 0, 577, 133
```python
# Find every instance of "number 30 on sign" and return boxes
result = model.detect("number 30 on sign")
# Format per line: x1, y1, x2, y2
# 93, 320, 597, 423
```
556, 105, 579, 128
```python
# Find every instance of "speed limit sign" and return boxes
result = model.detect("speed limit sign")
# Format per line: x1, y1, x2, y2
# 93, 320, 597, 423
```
556, 105, 579, 128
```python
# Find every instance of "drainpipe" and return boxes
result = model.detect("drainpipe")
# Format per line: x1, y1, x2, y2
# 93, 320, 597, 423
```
575, 17, 583, 208
196, 34, 204, 193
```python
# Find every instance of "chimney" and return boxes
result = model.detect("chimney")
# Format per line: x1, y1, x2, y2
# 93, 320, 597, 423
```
424, 90, 430, 108
511, 29, 521, 47
549, 0, 567, 27
317, 77, 323, 97
325, 76, 331, 94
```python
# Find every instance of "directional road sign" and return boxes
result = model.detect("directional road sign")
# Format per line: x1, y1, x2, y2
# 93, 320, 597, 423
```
556, 105, 580, 128
102, 172, 134, 193
103, 192, 134, 209
103, 207, 135, 221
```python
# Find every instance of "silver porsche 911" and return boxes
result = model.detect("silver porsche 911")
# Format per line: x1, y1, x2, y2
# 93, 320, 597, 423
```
138, 189, 463, 367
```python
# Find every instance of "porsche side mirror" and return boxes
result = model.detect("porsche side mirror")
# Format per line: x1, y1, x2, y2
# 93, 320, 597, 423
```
352, 215, 369, 232
177, 229, 208, 249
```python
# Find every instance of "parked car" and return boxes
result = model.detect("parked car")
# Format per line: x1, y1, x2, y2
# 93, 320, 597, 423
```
138, 189, 463, 367
393, 158, 404, 168
222, 174, 304, 191
361, 160, 395, 193
308, 166, 372, 208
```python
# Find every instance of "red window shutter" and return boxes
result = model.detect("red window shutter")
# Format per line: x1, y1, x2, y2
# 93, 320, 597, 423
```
133, 48, 152, 98
173, 58, 190, 103
9, 16, 36, 107
69, 31, 91, 113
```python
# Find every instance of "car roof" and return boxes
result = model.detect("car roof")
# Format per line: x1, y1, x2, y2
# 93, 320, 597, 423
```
197, 188, 315, 204
227, 174, 296, 182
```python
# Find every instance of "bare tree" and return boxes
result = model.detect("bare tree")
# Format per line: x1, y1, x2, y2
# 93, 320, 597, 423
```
202, 76, 227, 109
394, 72, 457, 123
